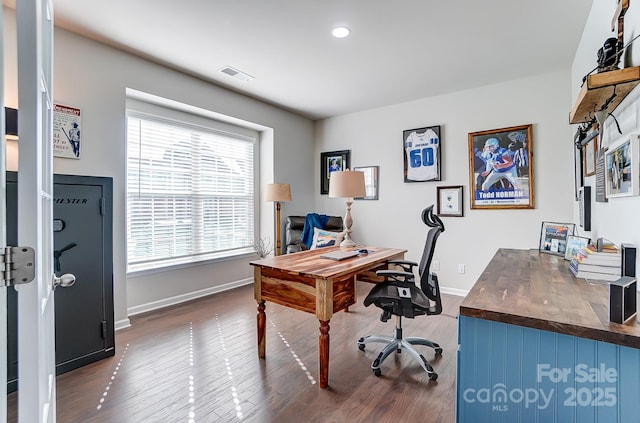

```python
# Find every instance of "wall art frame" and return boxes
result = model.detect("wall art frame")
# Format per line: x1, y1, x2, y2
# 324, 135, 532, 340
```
436, 185, 463, 217
468, 124, 534, 209
605, 134, 639, 198
320, 150, 350, 195
353, 165, 379, 200
402, 125, 441, 182
583, 133, 597, 177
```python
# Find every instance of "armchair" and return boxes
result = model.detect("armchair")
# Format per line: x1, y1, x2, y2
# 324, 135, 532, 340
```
357, 205, 444, 380
285, 215, 343, 254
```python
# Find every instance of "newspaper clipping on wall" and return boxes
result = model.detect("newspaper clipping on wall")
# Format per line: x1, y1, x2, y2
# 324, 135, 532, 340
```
53, 103, 81, 159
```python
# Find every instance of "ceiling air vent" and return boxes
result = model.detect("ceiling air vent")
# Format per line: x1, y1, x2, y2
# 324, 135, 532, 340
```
219, 66, 254, 82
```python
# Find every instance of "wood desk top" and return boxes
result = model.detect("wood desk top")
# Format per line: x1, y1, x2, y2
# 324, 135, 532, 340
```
249, 246, 406, 279
460, 248, 640, 349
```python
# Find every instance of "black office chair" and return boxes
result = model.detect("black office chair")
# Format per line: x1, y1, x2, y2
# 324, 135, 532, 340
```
357, 205, 444, 380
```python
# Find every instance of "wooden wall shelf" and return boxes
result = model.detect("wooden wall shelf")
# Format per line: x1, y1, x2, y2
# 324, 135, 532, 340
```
570, 66, 640, 124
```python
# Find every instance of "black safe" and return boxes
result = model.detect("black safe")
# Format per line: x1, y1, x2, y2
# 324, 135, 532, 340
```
6, 172, 114, 392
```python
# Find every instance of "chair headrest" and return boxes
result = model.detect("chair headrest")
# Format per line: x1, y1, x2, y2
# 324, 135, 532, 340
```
421, 205, 445, 232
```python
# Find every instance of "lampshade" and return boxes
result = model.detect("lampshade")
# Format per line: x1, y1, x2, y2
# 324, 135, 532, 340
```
328, 170, 365, 198
265, 183, 292, 202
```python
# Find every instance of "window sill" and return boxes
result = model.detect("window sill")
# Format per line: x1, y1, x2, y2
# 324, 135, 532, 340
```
127, 248, 256, 278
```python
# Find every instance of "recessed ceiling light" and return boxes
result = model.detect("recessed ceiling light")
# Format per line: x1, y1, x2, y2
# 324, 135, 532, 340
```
331, 26, 351, 39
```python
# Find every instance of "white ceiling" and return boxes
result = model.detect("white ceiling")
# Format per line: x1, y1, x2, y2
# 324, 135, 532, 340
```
6, 1, 594, 120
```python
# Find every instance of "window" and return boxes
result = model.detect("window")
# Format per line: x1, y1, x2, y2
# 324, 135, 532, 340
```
126, 99, 257, 272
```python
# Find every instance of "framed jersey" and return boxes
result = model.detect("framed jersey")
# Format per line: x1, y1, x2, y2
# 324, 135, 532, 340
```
403, 125, 441, 182
468, 124, 534, 209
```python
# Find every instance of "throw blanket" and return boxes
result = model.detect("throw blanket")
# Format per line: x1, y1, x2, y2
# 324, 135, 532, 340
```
301, 213, 330, 249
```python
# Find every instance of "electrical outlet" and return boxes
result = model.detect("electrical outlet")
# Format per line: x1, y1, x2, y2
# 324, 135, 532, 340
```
432, 260, 440, 271
457, 264, 465, 274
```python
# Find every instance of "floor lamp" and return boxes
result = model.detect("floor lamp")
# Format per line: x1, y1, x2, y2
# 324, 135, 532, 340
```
329, 170, 365, 248
265, 183, 291, 256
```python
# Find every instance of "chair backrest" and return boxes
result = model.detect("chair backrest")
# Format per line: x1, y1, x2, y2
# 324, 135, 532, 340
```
417, 206, 445, 303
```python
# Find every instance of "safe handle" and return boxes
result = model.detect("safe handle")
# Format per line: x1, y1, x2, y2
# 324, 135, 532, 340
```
52, 273, 76, 290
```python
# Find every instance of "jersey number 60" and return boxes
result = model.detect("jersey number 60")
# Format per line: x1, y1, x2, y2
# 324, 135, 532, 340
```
409, 147, 434, 168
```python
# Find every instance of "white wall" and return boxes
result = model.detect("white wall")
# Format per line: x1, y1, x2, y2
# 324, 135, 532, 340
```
571, 0, 640, 264
3, 7, 315, 325
315, 70, 575, 293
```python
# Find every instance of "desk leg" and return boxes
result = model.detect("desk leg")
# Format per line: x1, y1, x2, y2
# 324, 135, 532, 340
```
319, 319, 330, 388
257, 301, 266, 358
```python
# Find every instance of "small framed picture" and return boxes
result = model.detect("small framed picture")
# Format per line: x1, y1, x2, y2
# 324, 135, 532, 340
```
583, 134, 597, 177
605, 134, 639, 198
403, 125, 441, 182
564, 235, 591, 260
539, 221, 575, 256
320, 150, 350, 195
353, 166, 379, 200
436, 185, 463, 217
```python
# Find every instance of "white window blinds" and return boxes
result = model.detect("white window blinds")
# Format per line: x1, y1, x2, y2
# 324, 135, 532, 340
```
126, 104, 256, 272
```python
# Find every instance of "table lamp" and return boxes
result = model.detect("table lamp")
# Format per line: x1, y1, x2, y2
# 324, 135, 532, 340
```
329, 170, 365, 248
265, 183, 291, 256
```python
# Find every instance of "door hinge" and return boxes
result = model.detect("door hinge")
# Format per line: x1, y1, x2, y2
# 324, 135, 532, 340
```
0, 246, 36, 287
100, 198, 105, 216
101, 320, 107, 339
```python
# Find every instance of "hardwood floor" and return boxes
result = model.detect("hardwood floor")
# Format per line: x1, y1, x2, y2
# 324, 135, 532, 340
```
8, 282, 463, 422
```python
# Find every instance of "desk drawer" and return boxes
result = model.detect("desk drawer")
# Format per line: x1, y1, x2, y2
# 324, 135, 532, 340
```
260, 268, 316, 314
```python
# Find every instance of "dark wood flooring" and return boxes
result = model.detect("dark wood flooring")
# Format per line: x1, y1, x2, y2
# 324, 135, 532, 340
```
8, 282, 463, 422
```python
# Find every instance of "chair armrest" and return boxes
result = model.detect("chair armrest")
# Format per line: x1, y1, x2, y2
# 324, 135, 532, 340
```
387, 260, 418, 273
376, 269, 415, 283
376, 270, 413, 278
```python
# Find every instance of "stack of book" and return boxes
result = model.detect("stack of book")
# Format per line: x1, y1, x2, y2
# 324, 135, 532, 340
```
569, 244, 622, 281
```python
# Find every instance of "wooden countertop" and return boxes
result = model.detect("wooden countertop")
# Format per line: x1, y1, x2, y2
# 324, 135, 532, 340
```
460, 248, 640, 349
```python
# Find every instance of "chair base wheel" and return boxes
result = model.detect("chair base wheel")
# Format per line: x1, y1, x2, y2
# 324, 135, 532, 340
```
429, 372, 438, 381
373, 368, 381, 377
435, 347, 443, 356
358, 343, 365, 351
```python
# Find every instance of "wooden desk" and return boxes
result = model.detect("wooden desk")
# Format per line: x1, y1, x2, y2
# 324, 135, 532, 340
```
250, 246, 406, 388
456, 249, 640, 422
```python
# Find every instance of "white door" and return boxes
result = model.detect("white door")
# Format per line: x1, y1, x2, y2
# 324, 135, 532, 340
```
0, 3, 7, 420
15, 0, 57, 422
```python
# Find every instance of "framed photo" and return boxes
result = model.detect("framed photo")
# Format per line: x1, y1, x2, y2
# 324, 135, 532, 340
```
539, 221, 575, 256
403, 125, 441, 182
583, 134, 597, 177
468, 124, 534, 209
353, 166, 379, 200
320, 150, 350, 195
436, 185, 463, 217
605, 134, 639, 198
564, 235, 591, 260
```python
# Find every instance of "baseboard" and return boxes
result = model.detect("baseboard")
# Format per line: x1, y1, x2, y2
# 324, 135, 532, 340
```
440, 286, 469, 297
127, 278, 253, 318
115, 318, 131, 331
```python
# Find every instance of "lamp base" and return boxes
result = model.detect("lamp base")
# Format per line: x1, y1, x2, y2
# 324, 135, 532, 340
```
340, 237, 356, 248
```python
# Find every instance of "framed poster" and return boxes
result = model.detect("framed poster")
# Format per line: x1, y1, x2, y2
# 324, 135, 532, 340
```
539, 222, 575, 256
403, 125, 441, 182
320, 150, 350, 195
436, 185, 463, 217
605, 134, 639, 198
353, 166, 379, 200
468, 124, 534, 209
53, 103, 81, 159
